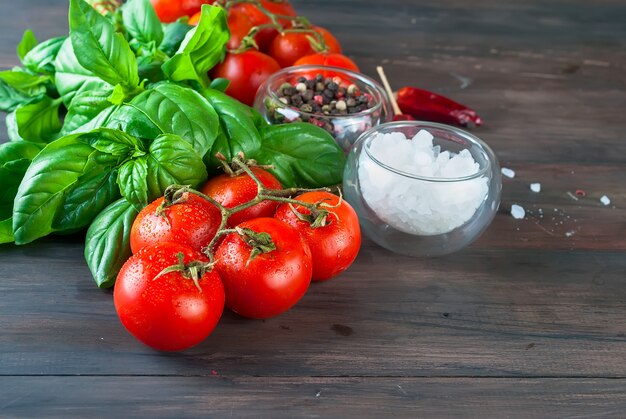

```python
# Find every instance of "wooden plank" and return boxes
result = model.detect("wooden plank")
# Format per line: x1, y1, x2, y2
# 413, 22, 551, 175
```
1, 377, 625, 418
1, 239, 625, 377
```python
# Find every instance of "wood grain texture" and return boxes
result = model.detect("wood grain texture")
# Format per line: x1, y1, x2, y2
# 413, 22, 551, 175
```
1, 0, 625, 417
2, 377, 626, 418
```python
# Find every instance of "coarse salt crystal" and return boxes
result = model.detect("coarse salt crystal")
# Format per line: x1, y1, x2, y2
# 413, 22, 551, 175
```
530, 183, 541, 193
501, 167, 515, 178
511, 204, 525, 219
412, 129, 434, 149
600, 195, 611, 205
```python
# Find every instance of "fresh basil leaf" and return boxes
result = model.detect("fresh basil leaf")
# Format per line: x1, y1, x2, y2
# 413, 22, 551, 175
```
84, 198, 138, 288
5, 112, 22, 141
255, 123, 346, 188
137, 54, 167, 84
62, 89, 114, 133
118, 156, 148, 211
17, 29, 38, 62
69, 0, 139, 90
69, 104, 119, 134
12, 134, 102, 244
51, 129, 134, 230
122, 0, 163, 47
103, 104, 162, 139
159, 20, 193, 57
15, 96, 62, 142
201, 88, 261, 170
161, 5, 229, 87
52, 166, 120, 231
0, 71, 49, 113
23, 36, 66, 74
0, 141, 43, 219
209, 77, 230, 92
0, 80, 43, 113
76, 128, 144, 157
0, 71, 49, 92
0, 219, 13, 244
145, 133, 208, 200
250, 106, 269, 130
107, 83, 125, 105
55, 38, 112, 106
127, 83, 219, 157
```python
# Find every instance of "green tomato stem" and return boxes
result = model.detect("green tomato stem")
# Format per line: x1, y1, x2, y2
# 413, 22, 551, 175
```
163, 156, 332, 264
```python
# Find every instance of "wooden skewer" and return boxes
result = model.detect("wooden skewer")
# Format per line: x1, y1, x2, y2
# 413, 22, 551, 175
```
376, 65, 402, 116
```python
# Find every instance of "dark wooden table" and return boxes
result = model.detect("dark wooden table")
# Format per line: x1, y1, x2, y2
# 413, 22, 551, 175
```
2, 0, 626, 417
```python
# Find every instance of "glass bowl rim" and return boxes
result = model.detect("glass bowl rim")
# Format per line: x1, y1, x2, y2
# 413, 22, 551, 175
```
262, 65, 388, 119
358, 121, 495, 183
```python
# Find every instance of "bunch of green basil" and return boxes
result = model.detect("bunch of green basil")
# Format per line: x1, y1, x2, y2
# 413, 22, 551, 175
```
0, 0, 345, 288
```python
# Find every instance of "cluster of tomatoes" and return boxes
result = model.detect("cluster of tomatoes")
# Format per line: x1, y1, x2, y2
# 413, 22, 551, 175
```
114, 166, 361, 351
151, 0, 359, 105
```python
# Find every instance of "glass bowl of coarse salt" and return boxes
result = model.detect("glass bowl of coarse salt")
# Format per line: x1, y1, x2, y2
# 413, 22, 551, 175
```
343, 121, 501, 257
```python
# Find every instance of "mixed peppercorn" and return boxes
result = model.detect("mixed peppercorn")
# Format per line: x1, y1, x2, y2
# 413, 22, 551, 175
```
266, 74, 375, 135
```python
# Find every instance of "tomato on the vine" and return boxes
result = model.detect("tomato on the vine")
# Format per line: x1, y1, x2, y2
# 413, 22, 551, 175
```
274, 191, 361, 281
200, 167, 282, 227
150, 0, 214, 23
269, 26, 341, 68
210, 50, 281, 106
312, 27, 342, 54
190, 2, 297, 51
114, 242, 225, 352
130, 192, 221, 254
229, 3, 275, 51
294, 53, 360, 73
215, 217, 312, 319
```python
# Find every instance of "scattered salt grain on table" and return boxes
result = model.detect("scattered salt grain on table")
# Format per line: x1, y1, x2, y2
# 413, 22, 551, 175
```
600, 195, 611, 205
501, 167, 515, 178
530, 183, 541, 193
357, 129, 489, 235
511, 204, 525, 219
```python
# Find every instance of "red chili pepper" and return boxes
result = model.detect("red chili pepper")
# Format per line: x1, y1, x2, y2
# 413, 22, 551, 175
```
396, 87, 482, 127
392, 114, 416, 122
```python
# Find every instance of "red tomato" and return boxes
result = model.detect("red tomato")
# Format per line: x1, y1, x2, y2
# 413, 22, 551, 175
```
210, 50, 281, 106
151, 0, 214, 23
274, 191, 361, 281
294, 53, 360, 72
269, 26, 342, 68
241, 1, 298, 51
229, 3, 275, 51
314, 27, 342, 54
200, 168, 282, 227
260, 0, 297, 18
189, 6, 254, 50
115, 242, 225, 351
188, 11, 201, 25
215, 218, 312, 319
130, 192, 221, 254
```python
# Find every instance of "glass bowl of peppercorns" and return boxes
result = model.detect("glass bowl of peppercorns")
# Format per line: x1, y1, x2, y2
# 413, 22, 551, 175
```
254, 65, 393, 151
